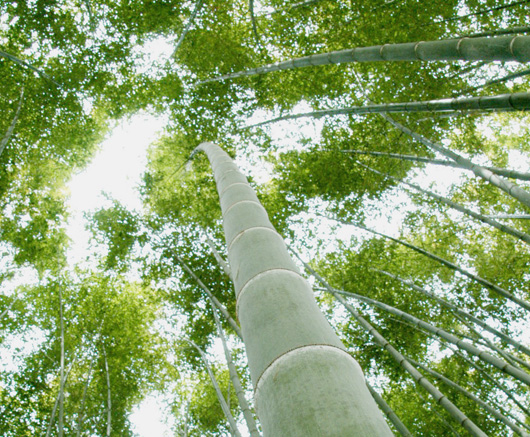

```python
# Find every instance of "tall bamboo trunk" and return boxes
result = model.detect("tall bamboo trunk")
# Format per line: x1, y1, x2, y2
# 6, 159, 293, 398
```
198, 35, 530, 84
194, 142, 392, 436
0, 85, 24, 157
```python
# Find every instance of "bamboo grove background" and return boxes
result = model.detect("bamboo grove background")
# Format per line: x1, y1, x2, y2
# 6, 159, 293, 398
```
0, 0, 530, 435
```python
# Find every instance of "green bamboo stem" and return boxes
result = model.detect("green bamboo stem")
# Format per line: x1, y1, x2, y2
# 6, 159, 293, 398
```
324, 286, 530, 387
75, 358, 95, 437
439, 0, 530, 24
194, 142, 392, 436
366, 383, 413, 437
339, 149, 530, 181
0, 50, 59, 85
172, 0, 204, 57
466, 25, 530, 38
406, 357, 530, 437
185, 339, 243, 437
210, 300, 261, 436
329, 217, 530, 312
380, 113, 530, 210
198, 35, 530, 85
375, 269, 530, 358
293, 252, 488, 437
359, 162, 530, 246
174, 252, 243, 339
0, 85, 24, 157
248, 92, 530, 128
384, 315, 530, 427
102, 344, 111, 437
203, 231, 233, 280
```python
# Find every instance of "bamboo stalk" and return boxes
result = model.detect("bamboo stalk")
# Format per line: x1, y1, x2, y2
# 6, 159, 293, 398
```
0, 85, 24, 157
375, 269, 530, 358
338, 149, 530, 181
359, 162, 530, 246
185, 339, 243, 437
407, 357, 530, 437
248, 92, 530, 128
293, 251, 487, 437
366, 383, 413, 437
198, 35, 530, 85
327, 216, 530, 312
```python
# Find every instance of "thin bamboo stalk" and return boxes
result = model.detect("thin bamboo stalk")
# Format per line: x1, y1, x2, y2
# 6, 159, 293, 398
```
359, 162, 530, 245
198, 35, 530, 85
210, 300, 261, 436
0, 50, 59, 85
407, 357, 530, 437
324, 286, 530, 386
174, 252, 243, 339
102, 344, 111, 437
172, 0, 204, 57
185, 339, 243, 437
248, 92, 530, 128
366, 383, 413, 436
375, 269, 530, 358
293, 252, 488, 437
327, 216, 530, 312
338, 149, 530, 181
380, 113, 530, 210
0, 85, 24, 157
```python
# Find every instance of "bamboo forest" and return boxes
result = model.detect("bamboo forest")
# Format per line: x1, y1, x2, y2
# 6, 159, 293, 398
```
2, 0, 530, 435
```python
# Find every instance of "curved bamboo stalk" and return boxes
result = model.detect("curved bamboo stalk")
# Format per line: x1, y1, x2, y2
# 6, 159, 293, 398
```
385, 314, 530, 426
194, 142, 392, 435
380, 113, 530, 210
203, 230, 233, 280
185, 339, 243, 437
293, 252, 488, 437
210, 300, 261, 436
249, 0, 262, 48
197, 35, 530, 85
339, 149, 530, 182
248, 92, 530, 128
366, 383, 413, 437
359, 162, 530, 245
172, 0, 204, 57
406, 357, 530, 437
375, 269, 530, 358
326, 216, 530, 312
0, 85, 24, 157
